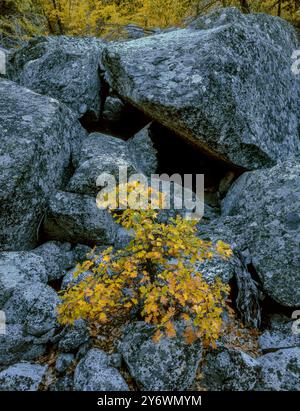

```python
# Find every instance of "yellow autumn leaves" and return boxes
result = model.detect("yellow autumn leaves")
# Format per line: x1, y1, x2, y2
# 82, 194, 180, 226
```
3, 0, 300, 43
41, 1, 300, 37
3, 1, 299, 46
58, 182, 232, 346
97, 180, 166, 211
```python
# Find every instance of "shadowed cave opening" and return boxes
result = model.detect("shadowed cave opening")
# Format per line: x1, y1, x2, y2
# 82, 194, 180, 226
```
80, 102, 151, 139
148, 122, 243, 208
81, 100, 243, 210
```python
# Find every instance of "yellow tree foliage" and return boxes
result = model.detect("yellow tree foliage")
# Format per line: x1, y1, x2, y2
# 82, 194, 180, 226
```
35, 0, 195, 36
0, 0, 46, 45
2, 1, 299, 42
134, 0, 197, 29
58, 182, 232, 346
37, 0, 300, 35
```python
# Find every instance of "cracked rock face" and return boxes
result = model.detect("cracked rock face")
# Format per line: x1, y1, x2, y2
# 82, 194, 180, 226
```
102, 8, 300, 169
67, 133, 139, 197
256, 348, 300, 391
119, 321, 202, 391
7, 36, 106, 119
127, 124, 158, 176
221, 161, 300, 307
67, 129, 157, 197
0, 324, 46, 366
259, 315, 300, 353
3, 282, 60, 337
0, 80, 87, 251
0, 252, 47, 307
201, 347, 260, 391
32, 241, 75, 282
74, 348, 129, 391
0, 363, 47, 391
43, 191, 117, 246
57, 319, 90, 353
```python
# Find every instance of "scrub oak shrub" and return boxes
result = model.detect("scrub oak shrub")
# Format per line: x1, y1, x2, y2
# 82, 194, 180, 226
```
58, 182, 232, 346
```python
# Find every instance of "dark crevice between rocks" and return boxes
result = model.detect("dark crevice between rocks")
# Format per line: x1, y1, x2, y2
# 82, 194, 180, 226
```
48, 277, 64, 293
79, 86, 243, 209
78, 66, 110, 125
230, 253, 264, 330
36, 160, 77, 248
98, 66, 110, 116
248, 264, 296, 331
260, 298, 296, 330
148, 122, 243, 209
80, 99, 151, 138
230, 252, 296, 332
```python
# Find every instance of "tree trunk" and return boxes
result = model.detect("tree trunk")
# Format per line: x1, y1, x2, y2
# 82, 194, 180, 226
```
239, 0, 251, 13
51, 0, 64, 34
278, 0, 282, 16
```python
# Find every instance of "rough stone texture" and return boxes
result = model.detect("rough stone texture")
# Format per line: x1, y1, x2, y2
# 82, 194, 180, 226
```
0, 252, 47, 307
259, 315, 300, 353
57, 320, 90, 352
74, 348, 129, 391
0, 324, 46, 366
256, 348, 300, 391
222, 161, 300, 307
0, 47, 10, 78
8, 36, 105, 119
121, 24, 161, 40
102, 96, 126, 123
127, 124, 158, 175
72, 244, 92, 263
61, 267, 93, 290
119, 321, 202, 390
32, 241, 75, 281
199, 216, 266, 329
198, 256, 235, 285
3, 282, 60, 337
0, 363, 47, 391
109, 353, 122, 369
51, 374, 74, 391
73, 132, 123, 166
114, 227, 134, 250
0, 79, 86, 251
43, 191, 116, 246
201, 347, 260, 391
67, 133, 138, 196
75, 342, 91, 361
153, 178, 207, 222
102, 8, 300, 169
55, 353, 75, 374
196, 219, 238, 284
